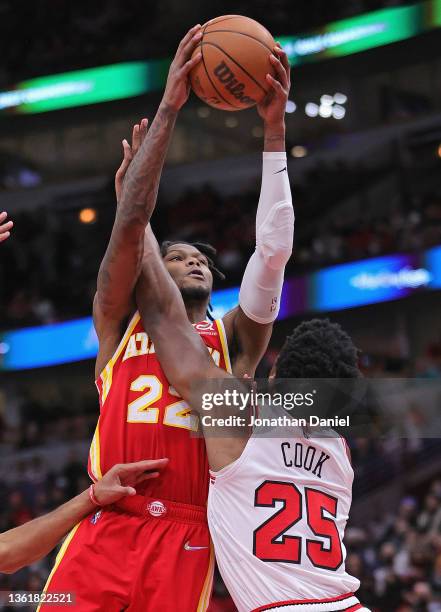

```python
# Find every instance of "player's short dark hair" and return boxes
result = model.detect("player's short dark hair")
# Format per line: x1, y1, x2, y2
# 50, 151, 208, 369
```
275, 318, 360, 379
160, 240, 225, 281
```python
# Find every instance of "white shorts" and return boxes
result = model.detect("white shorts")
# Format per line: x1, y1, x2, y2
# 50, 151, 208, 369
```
252, 592, 370, 612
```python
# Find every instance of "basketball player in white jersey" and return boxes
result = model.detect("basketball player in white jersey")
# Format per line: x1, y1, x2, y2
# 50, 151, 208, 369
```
136, 233, 369, 611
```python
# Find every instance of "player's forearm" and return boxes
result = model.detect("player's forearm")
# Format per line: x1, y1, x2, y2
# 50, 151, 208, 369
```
263, 120, 286, 152
0, 490, 94, 574
118, 101, 178, 226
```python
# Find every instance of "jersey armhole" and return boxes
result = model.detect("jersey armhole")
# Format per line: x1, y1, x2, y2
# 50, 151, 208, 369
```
214, 318, 233, 374
94, 311, 141, 386
209, 434, 256, 482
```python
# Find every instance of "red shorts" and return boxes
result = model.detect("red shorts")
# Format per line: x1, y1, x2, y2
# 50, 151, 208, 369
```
38, 495, 214, 612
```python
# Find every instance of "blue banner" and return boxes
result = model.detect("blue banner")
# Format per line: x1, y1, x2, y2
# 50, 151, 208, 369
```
1, 245, 440, 371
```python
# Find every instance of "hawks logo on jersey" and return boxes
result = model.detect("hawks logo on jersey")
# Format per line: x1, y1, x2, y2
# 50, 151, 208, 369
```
88, 312, 231, 507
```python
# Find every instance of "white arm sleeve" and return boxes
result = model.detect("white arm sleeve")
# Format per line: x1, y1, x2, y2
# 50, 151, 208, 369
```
239, 152, 294, 324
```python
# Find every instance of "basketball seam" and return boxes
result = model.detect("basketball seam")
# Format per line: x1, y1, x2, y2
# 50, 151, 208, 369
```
199, 42, 241, 110
203, 29, 274, 54
201, 41, 269, 96
203, 16, 240, 31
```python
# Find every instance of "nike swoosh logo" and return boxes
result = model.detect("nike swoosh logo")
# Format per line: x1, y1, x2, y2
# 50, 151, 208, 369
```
184, 540, 208, 551
274, 166, 287, 174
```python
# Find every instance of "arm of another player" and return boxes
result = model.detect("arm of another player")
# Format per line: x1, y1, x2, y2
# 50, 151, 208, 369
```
0, 211, 13, 243
0, 458, 168, 574
93, 25, 203, 376
137, 228, 248, 471
223, 45, 294, 377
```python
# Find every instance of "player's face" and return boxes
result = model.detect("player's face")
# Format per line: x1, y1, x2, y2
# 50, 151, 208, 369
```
163, 244, 213, 297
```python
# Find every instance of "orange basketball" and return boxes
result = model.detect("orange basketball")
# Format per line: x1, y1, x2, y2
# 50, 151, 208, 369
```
190, 15, 276, 112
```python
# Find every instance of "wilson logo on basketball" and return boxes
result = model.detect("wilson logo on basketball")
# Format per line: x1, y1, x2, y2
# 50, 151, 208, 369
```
213, 62, 256, 106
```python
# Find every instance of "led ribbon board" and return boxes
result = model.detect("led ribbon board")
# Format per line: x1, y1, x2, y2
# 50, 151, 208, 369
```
279, 0, 441, 66
1, 245, 440, 371
1, 0, 440, 114
0, 60, 169, 115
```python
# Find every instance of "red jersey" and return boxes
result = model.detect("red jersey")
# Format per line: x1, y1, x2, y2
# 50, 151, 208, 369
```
88, 312, 231, 506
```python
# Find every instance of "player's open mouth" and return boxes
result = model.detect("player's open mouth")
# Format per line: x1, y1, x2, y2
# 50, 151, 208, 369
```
187, 270, 205, 280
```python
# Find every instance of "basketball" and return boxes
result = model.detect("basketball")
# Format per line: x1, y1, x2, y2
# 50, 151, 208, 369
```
190, 15, 276, 111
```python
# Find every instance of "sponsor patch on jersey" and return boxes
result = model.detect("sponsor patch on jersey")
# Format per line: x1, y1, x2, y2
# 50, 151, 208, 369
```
147, 500, 167, 517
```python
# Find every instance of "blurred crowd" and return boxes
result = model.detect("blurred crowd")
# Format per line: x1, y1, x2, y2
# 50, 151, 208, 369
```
1, 169, 440, 330
0, 0, 410, 87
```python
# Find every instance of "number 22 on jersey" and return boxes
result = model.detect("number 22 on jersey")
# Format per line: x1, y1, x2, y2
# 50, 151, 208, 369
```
127, 374, 199, 432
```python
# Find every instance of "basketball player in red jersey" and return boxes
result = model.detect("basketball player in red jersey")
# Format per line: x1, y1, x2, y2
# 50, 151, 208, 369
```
39, 26, 293, 612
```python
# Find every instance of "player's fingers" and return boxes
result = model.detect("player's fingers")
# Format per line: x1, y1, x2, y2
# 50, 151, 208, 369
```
122, 139, 132, 161
139, 118, 149, 145
115, 141, 132, 179
0, 220, 13, 232
266, 73, 285, 95
118, 458, 169, 474
0, 211, 7, 223
135, 471, 160, 484
180, 30, 203, 65
181, 52, 202, 75
177, 24, 202, 54
274, 46, 291, 85
131, 124, 141, 155
121, 486, 136, 497
269, 54, 288, 89
0, 231, 10, 242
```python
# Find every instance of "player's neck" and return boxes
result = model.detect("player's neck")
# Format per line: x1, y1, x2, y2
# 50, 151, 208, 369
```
184, 300, 209, 323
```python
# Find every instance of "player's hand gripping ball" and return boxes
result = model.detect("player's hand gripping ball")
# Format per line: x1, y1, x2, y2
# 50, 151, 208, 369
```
190, 15, 277, 111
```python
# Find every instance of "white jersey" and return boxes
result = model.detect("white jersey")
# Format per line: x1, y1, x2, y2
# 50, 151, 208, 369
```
207, 427, 362, 612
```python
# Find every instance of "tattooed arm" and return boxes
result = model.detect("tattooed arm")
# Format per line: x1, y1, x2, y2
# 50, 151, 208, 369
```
93, 24, 202, 377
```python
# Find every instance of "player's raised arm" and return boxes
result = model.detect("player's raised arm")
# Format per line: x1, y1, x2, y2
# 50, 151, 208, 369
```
222, 45, 294, 377
93, 25, 203, 375
0, 459, 167, 574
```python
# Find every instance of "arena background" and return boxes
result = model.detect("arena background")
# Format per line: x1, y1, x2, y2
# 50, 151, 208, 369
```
1, 1, 441, 610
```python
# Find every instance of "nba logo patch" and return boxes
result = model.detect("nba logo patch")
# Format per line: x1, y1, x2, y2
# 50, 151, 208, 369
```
147, 500, 167, 517
90, 510, 102, 525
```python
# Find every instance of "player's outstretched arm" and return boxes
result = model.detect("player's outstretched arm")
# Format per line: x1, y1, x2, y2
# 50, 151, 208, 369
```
0, 211, 13, 243
222, 45, 294, 377
94, 25, 202, 376
137, 228, 248, 471
0, 459, 167, 574
136, 226, 226, 397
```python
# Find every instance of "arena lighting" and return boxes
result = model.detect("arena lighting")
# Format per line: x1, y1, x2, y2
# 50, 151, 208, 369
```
2, 245, 441, 370
334, 92, 347, 104
291, 145, 308, 158
225, 116, 238, 128
285, 100, 297, 113
437, 144, 441, 158
332, 105, 346, 120
320, 94, 334, 106
197, 106, 210, 118
319, 105, 333, 118
79, 208, 97, 224
305, 102, 319, 117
